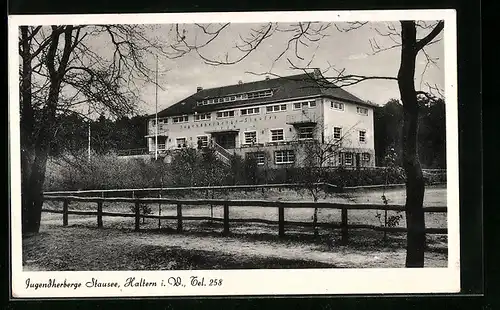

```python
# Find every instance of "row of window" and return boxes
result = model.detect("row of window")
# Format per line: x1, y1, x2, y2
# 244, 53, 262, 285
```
246, 150, 295, 164
175, 136, 209, 148
330, 101, 369, 116
194, 113, 211, 121
163, 103, 288, 125
172, 115, 189, 123
333, 127, 367, 143
216, 110, 235, 119
240, 107, 260, 115
243, 127, 366, 144
197, 89, 274, 106
152, 102, 369, 126
245, 150, 371, 165
293, 100, 317, 110
157, 126, 366, 145
243, 127, 313, 144
341, 152, 371, 165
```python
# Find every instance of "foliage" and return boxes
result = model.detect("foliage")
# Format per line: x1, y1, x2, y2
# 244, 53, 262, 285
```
374, 98, 446, 168
258, 166, 407, 187
169, 147, 231, 187
50, 113, 148, 156
44, 151, 168, 191
377, 145, 404, 238
19, 25, 169, 234
243, 153, 259, 185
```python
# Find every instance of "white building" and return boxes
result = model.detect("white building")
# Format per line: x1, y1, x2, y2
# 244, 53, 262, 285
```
146, 70, 377, 168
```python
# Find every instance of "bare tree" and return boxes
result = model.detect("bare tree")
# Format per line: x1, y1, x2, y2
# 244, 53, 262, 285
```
19, 24, 169, 235
166, 20, 444, 267
292, 122, 357, 238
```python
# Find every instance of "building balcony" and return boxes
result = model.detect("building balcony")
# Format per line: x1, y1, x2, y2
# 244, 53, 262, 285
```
286, 110, 318, 125
147, 125, 169, 136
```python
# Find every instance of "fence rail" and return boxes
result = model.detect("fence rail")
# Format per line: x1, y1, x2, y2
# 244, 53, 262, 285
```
43, 182, 341, 197
43, 181, 447, 198
42, 195, 447, 243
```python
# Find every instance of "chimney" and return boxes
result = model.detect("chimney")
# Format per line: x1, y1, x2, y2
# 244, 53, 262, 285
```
196, 86, 203, 92
238, 80, 243, 85
265, 75, 270, 81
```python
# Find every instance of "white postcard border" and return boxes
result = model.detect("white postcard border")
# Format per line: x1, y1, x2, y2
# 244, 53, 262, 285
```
9, 9, 460, 298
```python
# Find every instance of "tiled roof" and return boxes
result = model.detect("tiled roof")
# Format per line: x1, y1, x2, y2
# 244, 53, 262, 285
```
152, 73, 375, 118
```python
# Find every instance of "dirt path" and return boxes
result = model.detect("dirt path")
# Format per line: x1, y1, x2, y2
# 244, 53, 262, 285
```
24, 225, 447, 270
98, 228, 446, 268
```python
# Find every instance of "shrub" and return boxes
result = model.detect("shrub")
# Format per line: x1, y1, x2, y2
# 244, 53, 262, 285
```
250, 166, 408, 187
44, 149, 445, 192
44, 151, 170, 191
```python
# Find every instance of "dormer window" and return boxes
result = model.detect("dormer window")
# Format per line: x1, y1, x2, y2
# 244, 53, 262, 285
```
199, 89, 273, 106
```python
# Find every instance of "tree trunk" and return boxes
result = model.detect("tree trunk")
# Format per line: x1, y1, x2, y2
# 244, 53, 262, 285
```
22, 26, 74, 235
20, 26, 40, 235
312, 192, 319, 238
22, 76, 61, 234
398, 21, 426, 267
22, 149, 50, 234
313, 207, 319, 238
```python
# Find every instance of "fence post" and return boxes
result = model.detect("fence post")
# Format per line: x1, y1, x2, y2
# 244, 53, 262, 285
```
97, 201, 103, 228
158, 192, 162, 230
383, 210, 388, 241
223, 203, 230, 236
341, 207, 348, 244
176, 203, 183, 233
278, 205, 285, 237
134, 201, 140, 232
62, 199, 68, 226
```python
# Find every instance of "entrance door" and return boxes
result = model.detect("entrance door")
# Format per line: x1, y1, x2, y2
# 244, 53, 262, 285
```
214, 133, 236, 149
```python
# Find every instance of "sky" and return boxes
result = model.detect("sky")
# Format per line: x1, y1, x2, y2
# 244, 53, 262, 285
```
92, 21, 445, 116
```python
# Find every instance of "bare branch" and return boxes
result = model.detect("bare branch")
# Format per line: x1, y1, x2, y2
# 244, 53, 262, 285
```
415, 20, 444, 51
287, 58, 397, 88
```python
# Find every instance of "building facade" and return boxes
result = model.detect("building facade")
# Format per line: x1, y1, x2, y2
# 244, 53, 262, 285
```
146, 71, 377, 168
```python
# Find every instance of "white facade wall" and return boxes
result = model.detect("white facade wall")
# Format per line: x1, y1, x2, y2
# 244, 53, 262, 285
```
147, 96, 376, 167
322, 98, 375, 149
147, 97, 324, 150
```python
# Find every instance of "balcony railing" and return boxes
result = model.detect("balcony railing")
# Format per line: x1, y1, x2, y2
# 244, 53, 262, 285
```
286, 110, 318, 125
212, 141, 232, 165
148, 125, 169, 135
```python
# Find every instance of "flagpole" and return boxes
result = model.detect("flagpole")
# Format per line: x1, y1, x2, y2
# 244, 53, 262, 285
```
155, 55, 158, 161
88, 105, 91, 161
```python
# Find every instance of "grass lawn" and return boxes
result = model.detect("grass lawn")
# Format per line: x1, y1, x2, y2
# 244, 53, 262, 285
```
24, 185, 448, 270
23, 225, 447, 271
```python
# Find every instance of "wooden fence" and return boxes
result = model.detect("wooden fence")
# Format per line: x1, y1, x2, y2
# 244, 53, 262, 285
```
42, 195, 447, 244
43, 182, 446, 199
43, 183, 341, 198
